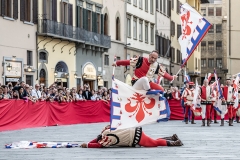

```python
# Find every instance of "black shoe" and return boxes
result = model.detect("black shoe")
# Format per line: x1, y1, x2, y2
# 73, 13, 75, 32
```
220, 119, 224, 126
167, 140, 183, 146
201, 119, 205, 127
207, 119, 211, 127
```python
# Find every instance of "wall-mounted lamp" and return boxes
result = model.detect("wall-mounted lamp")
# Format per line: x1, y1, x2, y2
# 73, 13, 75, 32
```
7, 63, 12, 71
54, 71, 58, 76
27, 66, 32, 72
82, 73, 87, 79
74, 73, 78, 79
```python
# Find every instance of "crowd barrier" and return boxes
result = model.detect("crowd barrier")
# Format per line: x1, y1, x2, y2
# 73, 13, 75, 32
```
0, 99, 227, 131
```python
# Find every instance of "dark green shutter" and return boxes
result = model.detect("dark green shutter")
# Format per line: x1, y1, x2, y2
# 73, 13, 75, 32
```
92, 12, 97, 33
85, 9, 88, 30
20, 0, 25, 21
83, 8, 86, 29
33, 0, 38, 24
1, 0, 6, 16
68, 3, 73, 26
13, 0, 18, 19
101, 14, 104, 34
76, 6, 79, 27
52, 0, 57, 21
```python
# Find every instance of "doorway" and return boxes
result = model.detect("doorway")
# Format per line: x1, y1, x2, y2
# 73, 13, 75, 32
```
83, 80, 94, 90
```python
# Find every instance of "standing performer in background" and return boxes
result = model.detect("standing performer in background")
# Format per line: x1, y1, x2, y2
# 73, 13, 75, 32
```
200, 79, 212, 127
112, 50, 177, 91
222, 79, 235, 126
211, 85, 219, 124
80, 125, 183, 148
183, 81, 195, 124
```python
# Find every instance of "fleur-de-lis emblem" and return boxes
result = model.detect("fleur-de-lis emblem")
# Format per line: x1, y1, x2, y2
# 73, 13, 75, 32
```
125, 93, 156, 123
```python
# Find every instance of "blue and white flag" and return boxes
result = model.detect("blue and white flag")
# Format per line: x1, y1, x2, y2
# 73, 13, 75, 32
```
179, 3, 211, 66
110, 79, 170, 130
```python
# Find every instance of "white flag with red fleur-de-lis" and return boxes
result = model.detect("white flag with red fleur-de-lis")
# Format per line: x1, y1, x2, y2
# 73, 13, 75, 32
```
110, 79, 171, 130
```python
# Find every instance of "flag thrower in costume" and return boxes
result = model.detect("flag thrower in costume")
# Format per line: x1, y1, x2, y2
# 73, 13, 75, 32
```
191, 79, 201, 116
233, 74, 240, 109
171, 3, 211, 80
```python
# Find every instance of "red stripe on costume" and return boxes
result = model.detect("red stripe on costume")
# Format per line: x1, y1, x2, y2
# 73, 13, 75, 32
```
116, 60, 130, 66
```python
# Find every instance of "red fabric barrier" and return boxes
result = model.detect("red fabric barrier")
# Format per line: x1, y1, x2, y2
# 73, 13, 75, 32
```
0, 99, 231, 131
0, 100, 110, 131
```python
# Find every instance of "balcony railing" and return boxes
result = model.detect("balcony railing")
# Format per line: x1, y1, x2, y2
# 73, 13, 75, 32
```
37, 19, 111, 49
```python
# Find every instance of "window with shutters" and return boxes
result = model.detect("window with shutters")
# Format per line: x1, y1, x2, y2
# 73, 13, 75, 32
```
208, 7, 214, 16
167, 0, 171, 17
156, 0, 158, 10
208, 41, 214, 50
216, 7, 221, 16
139, 20, 143, 41
150, 0, 153, 14
45, 0, 52, 20
145, 0, 148, 12
177, 0, 180, 13
88, 10, 92, 31
145, 22, 148, 43
77, 6, 83, 28
104, 55, 109, 66
195, 58, 198, 69
97, 14, 101, 34
27, 51, 33, 66
177, 24, 181, 38
208, 59, 214, 68
104, 13, 108, 35
62, 2, 68, 24
216, 58, 222, 68
4, 0, 12, 18
171, 21, 175, 36
20, 0, 37, 23
150, 24, 154, 44
127, 14, 131, 38
177, 50, 181, 64
133, 17, 137, 39
216, 41, 222, 50
163, 0, 166, 14
25, 0, 31, 22
139, 0, 142, 9
201, 41, 206, 50
160, 0, 162, 12
201, 8, 206, 16
208, 24, 214, 33
171, 47, 175, 63
116, 17, 120, 40
216, 24, 222, 33
201, 59, 206, 67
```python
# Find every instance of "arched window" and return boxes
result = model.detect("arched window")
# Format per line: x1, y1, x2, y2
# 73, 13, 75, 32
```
39, 52, 47, 60
55, 61, 69, 73
116, 17, 120, 40
104, 13, 108, 35
39, 69, 46, 85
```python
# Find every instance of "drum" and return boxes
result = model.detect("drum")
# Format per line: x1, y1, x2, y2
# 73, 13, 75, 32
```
221, 101, 227, 105
201, 101, 212, 105
226, 102, 235, 105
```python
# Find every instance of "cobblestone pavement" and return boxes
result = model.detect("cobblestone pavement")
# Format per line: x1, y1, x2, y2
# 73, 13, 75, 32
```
1, 121, 240, 160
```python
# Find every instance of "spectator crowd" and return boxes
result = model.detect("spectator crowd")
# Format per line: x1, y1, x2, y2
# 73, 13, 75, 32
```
0, 81, 111, 103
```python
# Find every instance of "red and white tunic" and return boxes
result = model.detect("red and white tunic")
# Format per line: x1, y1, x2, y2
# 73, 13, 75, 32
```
183, 88, 194, 106
222, 86, 235, 102
116, 56, 174, 85
200, 85, 211, 102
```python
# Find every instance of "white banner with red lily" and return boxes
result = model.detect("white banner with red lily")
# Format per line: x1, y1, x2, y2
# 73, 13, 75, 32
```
110, 79, 170, 130
179, 3, 211, 66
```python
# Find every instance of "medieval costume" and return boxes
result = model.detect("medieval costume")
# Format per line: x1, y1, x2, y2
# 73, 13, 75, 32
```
222, 82, 235, 126
80, 125, 183, 148
211, 88, 219, 124
115, 56, 174, 91
183, 81, 195, 124
200, 83, 212, 126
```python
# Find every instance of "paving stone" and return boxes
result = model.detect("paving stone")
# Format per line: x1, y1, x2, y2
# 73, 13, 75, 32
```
1, 121, 240, 160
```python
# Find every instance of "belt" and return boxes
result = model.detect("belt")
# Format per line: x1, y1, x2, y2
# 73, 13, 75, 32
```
201, 101, 212, 104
